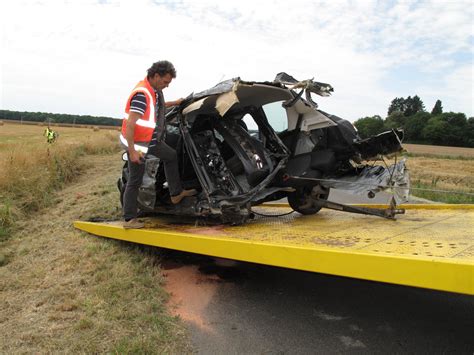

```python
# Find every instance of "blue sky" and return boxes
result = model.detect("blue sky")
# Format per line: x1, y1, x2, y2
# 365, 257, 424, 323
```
1, 0, 473, 121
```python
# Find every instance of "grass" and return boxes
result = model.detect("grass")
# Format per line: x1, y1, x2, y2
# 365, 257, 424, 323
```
396, 147, 474, 203
410, 181, 474, 204
0, 124, 120, 239
403, 143, 474, 159
404, 152, 474, 161
0, 203, 13, 241
0, 123, 191, 353
0, 157, 190, 353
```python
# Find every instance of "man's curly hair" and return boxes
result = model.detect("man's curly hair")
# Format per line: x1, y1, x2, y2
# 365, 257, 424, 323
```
147, 60, 177, 79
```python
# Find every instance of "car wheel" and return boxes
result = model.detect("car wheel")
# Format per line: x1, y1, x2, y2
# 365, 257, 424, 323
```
287, 185, 330, 215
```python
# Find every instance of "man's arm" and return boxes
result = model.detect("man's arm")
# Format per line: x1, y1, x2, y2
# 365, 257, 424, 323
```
125, 111, 143, 164
165, 98, 184, 108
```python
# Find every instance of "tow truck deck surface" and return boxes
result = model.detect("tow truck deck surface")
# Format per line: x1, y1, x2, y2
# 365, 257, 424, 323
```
74, 204, 473, 295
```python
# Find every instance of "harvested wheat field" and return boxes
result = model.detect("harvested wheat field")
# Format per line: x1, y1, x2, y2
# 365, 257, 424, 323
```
0, 122, 120, 219
404, 143, 474, 158
401, 144, 474, 203
0, 121, 118, 151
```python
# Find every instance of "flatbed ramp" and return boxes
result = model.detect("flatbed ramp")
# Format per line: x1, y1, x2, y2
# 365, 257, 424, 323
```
74, 204, 474, 295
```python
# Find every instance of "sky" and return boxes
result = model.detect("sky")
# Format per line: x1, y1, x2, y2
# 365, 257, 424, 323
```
1, 0, 473, 122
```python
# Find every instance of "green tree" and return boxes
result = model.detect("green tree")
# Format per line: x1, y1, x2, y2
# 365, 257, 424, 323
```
466, 117, 474, 147
353, 115, 385, 138
404, 112, 431, 142
0, 109, 121, 127
422, 112, 468, 146
431, 99, 443, 115
384, 111, 406, 130
422, 116, 448, 145
387, 97, 406, 116
404, 95, 425, 116
387, 96, 425, 117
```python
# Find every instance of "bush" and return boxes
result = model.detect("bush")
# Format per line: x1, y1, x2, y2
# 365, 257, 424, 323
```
404, 112, 431, 142
353, 115, 385, 138
422, 112, 469, 147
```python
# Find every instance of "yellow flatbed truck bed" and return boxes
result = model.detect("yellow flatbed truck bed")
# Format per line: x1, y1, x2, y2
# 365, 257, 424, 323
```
74, 204, 474, 295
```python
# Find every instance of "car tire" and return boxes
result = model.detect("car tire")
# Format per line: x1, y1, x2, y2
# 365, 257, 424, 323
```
287, 185, 330, 215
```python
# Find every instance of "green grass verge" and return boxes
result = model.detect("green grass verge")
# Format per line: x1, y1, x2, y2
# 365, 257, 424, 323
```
411, 181, 474, 204
1, 154, 191, 353
69, 240, 190, 353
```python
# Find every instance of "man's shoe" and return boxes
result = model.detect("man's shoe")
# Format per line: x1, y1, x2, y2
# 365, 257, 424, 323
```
171, 189, 197, 204
123, 218, 145, 229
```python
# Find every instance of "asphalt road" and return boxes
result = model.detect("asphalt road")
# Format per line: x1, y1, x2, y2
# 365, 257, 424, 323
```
163, 254, 473, 355
161, 190, 472, 354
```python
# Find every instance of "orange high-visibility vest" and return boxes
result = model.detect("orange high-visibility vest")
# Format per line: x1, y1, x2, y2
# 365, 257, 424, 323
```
121, 77, 157, 144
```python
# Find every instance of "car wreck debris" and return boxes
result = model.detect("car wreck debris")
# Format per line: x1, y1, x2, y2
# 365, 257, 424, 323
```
118, 73, 409, 224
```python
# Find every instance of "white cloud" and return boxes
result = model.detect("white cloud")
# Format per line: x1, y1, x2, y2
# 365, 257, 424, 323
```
1, 0, 473, 121
419, 64, 473, 115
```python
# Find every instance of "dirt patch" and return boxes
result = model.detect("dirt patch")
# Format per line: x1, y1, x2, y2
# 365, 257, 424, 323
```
164, 265, 220, 333
161, 254, 244, 334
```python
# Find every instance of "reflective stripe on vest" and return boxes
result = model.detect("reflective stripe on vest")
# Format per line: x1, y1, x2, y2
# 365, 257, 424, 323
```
119, 134, 148, 154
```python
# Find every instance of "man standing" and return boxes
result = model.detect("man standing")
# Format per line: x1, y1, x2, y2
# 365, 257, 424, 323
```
44, 126, 57, 144
120, 60, 196, 229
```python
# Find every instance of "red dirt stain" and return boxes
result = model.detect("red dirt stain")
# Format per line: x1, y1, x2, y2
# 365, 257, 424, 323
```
163, 265, 220, 333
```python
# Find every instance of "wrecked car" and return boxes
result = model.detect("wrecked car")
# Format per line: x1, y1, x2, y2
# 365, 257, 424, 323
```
118, 73, 409, 224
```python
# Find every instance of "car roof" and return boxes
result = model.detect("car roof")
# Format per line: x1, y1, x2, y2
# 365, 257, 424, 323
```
183, 81, 293, 116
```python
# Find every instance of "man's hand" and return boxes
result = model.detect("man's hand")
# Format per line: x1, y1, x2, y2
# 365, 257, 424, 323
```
129, 149, 144, 164
165, 98, 184, 108
125, 111, 144, 164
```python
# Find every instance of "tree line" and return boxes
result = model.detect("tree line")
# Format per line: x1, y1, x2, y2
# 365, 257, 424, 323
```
0, 110, 121, 127
354, 97, 474, 147
2, 101, 473, 147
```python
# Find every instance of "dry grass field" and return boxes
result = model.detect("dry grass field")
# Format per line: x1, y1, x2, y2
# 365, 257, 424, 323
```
404, 143, 474, 158
405, 156, 473, 203
0, 121, 119, 152
0, 122, 190, 353
401, 143, 474, 203
0, 122, 120, 226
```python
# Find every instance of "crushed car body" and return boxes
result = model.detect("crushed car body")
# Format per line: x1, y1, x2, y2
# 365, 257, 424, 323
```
118, 73, 410, 224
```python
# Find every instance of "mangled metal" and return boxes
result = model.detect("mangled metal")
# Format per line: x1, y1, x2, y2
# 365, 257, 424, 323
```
118, 73, 410, 224
293, 158, 410, 204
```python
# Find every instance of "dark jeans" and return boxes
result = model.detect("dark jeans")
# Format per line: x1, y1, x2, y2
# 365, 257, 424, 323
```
123, 141, 183, 220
